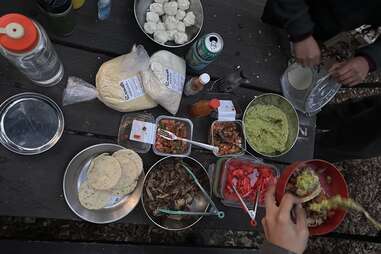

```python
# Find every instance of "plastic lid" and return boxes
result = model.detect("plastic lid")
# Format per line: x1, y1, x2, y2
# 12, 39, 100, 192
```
199, 73, 211, 85
117, 113, 155, 154
0, 13, 38, 53
209, 99, 220, 109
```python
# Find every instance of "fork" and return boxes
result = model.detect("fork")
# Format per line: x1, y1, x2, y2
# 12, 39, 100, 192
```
158, 129, 219, 153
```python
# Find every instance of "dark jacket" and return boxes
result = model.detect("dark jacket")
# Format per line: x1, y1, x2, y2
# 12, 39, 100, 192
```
259, 241, 296, 254
261, 0, 381, 71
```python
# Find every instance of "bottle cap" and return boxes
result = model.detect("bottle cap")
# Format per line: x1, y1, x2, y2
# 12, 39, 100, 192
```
199, 73, 210, 85
208, 99, 220, 109
0, 13, 38, 53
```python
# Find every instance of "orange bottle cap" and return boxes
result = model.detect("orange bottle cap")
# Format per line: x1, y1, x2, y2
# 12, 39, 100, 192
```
208, 99, 220, 109
0, 13, 38, 53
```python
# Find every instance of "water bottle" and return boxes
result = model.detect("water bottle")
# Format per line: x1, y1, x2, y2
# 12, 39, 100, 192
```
98, 0, 112, 20
0, 13, 64, 87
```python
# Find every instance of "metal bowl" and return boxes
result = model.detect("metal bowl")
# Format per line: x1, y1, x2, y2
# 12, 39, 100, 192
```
63, 143, 144, 224
243, 93, 299, 158
134, 0, 204, 48
0, 92, 64, 155
141, 156, 211, 230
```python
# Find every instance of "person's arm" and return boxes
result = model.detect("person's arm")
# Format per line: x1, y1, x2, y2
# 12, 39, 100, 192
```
328, 38, 381, 87
260, 241, 298, 254
262, 0, 314, 42
262, 0, 320, 66
259, 186, 309, 254
356, 37, 381, 72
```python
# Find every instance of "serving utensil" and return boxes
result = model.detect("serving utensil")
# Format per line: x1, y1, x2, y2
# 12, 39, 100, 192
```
159, 162, 225, 219
158, 128, 219, 154
233, 185, 259, 227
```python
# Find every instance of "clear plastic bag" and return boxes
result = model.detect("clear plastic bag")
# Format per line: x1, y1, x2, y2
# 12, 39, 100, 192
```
95, 45, 157, 112
141, 50, 185, 115
62, 76, 98, 106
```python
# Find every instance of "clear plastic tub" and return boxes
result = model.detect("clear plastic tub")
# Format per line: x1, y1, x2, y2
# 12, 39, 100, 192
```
209, 120, 246, 157
117, 112, 155, 154
152, 115, 193, 157
218, 157, 279, 208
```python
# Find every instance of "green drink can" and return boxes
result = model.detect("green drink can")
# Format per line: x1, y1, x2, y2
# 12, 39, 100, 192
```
186, 33, 224, 72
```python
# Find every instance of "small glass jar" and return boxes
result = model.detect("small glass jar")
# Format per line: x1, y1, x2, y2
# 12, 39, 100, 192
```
184, 73, 210, 96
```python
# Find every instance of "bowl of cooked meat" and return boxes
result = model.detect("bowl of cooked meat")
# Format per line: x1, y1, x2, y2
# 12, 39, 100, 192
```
141, 156, 211, 230
276, 160, 349, 236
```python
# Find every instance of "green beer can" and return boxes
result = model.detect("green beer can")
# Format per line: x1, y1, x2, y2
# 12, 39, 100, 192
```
186, 33, 224, 72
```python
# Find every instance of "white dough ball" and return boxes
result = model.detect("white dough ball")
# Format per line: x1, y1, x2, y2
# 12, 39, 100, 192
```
156, 22, 166, 31
164, 15, 178, 30
150, 3, 164, 16
167, 30, 177, 40
154, 30, 169, 44
183, 11, 195, 27
177, 0, 190, 11
144, 22, 157, 34
163, 1, 178, 16
146, 12, 160, 23
175, 10, 186, 20
176, 21, 185, 32
174, 32, 188, 44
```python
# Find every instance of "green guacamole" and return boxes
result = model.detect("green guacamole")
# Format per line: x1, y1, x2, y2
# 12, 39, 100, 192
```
296, 168, 320, 197
244, 104, 289, 154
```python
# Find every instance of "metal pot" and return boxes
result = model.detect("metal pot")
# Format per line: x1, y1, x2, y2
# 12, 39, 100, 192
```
134, 0, 204, 48
141, 156, 211, 230
243, 93, 299, 158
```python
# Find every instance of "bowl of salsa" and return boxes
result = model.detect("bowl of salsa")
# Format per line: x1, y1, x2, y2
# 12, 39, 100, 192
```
153, 116, 193, 157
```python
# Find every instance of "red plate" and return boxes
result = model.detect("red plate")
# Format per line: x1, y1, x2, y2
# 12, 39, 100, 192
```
276, 160, 349, 236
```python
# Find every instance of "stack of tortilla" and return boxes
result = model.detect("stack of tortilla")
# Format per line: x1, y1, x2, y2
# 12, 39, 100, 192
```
78, 149, 143, 210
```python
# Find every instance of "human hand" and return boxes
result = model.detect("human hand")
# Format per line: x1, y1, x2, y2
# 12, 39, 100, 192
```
293, 36, 321, 67
262, 185, 309, 254
329, 57, 369, 87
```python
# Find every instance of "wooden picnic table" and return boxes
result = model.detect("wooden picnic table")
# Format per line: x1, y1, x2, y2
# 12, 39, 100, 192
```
0, 0, 315, 232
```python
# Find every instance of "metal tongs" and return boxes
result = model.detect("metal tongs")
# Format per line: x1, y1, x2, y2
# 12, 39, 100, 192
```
158, 162, 225, 219
232, 185, 260, 227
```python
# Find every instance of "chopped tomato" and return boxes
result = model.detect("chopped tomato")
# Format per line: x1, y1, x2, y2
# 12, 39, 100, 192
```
223, 159, 277, 206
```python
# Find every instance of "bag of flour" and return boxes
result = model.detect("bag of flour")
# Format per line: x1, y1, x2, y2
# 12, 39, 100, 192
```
141, 50, 186, 115
96, 45, 157, 112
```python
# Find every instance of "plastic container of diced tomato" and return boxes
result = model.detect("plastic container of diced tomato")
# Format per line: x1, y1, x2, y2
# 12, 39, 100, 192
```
219, 158, 279, 208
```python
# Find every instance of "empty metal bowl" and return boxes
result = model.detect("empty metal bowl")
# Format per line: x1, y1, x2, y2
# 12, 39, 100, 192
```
134, 0, 204, 48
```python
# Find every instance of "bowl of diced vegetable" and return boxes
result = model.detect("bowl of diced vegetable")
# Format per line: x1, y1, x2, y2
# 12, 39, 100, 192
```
153, 115, 193, 157
134, 0, 204, 47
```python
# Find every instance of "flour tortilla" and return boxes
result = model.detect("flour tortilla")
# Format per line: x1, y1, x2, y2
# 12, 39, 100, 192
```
88, 154, 122, 190
78, 181, 111, 210
111, 149, 143, 196
287, 65, 313, 90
